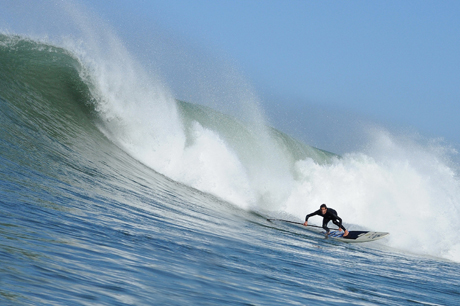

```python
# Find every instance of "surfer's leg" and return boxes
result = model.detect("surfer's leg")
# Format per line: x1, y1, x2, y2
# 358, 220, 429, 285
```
332, 220, 348, 237
333, 220, 346, 231
322, 218, 331, 233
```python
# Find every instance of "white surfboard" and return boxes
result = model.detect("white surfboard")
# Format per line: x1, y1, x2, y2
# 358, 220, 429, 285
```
324, 229, 389, 243
267, 219, 389, 243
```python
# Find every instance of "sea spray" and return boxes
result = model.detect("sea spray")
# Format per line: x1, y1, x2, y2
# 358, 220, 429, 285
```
282, 128, 460, 261
44, 2, 294, 210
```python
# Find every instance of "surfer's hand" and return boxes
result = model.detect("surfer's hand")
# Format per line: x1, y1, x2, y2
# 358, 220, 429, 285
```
303, 221, 308, 226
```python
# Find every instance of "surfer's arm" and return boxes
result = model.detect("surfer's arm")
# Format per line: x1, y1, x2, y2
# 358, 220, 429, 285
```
305, 209, 320, 221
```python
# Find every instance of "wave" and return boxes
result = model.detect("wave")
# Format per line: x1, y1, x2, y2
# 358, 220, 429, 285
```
1, 33, 460, 263
0, 34, 334, 207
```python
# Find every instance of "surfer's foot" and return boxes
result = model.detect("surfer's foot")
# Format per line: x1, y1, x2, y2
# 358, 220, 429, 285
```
325, 232, 329, 239
343, 230, 349, 237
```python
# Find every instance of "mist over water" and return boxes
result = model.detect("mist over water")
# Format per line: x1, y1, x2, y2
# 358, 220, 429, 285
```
2, 0, 460, 265
283, 128, 460, 261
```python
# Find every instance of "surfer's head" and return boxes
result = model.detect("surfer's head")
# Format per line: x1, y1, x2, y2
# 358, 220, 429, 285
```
320, 204, 327, 214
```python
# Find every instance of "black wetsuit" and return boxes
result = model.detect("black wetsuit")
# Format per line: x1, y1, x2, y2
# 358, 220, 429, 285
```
305, 208, 346, 233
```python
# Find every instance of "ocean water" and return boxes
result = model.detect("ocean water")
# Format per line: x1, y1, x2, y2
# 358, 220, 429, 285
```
1, 11, 460, 306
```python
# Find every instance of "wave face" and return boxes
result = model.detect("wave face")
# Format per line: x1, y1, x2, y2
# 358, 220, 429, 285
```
1, 33, 460, 304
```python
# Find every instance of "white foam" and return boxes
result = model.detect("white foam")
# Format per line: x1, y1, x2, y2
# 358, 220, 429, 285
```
283, 129, 460, 262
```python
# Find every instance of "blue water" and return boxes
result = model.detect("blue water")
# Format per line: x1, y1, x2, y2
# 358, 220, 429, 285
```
1, 11, 460, 306
2, 161, 459, 305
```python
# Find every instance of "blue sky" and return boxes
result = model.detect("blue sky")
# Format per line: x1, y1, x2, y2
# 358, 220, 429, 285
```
35, 1, 460, 150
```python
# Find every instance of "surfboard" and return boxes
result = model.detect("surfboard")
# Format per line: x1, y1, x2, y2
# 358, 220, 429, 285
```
267, 219, 389, 243
321, 229, 389, 243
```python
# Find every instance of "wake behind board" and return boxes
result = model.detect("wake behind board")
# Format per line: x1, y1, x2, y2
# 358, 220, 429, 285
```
267, 219, 389, 243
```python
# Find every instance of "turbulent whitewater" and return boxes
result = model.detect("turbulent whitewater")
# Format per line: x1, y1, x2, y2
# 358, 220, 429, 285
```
1, 33, 460, 305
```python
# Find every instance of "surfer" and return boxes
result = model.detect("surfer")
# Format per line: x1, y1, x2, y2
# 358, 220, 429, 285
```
303, 204, 349, 237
